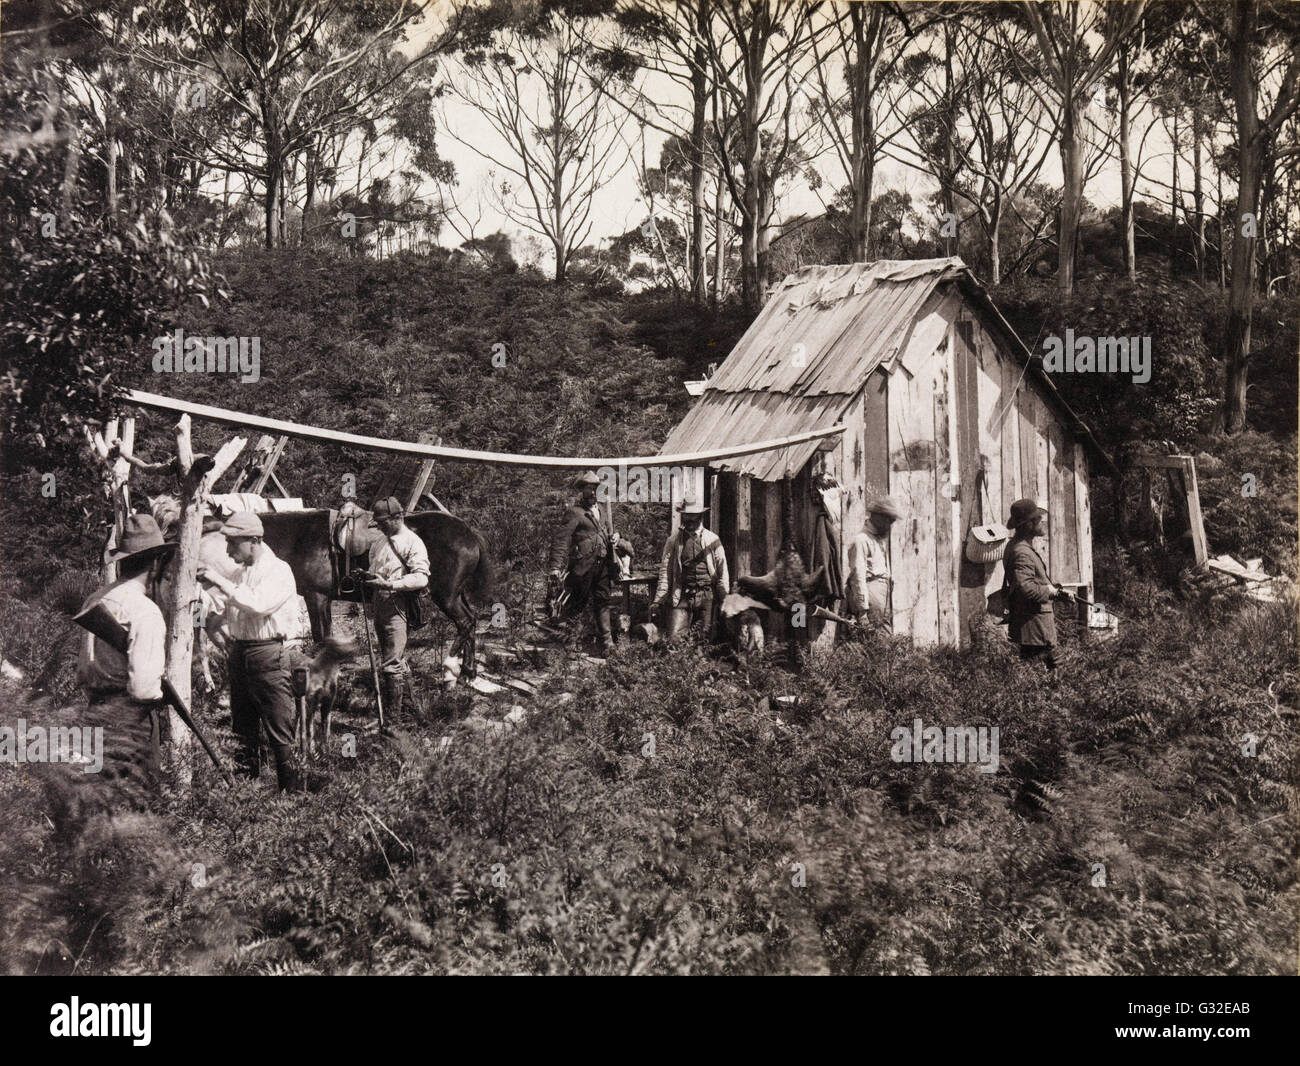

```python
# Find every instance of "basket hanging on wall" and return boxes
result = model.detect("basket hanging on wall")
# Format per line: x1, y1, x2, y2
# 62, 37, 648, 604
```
964, 470, 1009, 564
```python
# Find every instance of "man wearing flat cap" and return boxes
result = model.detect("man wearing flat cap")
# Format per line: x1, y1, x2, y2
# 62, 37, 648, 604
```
846, 495, 903, 629
653, 498, 730, 641
198, 511, 303, 791
548, 471, 631, 656
364, 496, 430, 717
1004, 498, 1075, 669
76, 514, 174, 785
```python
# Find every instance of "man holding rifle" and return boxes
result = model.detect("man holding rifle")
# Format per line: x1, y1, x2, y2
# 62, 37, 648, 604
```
1005, 498, 1076, 670
548, 471, 632, 657
76, 514, 173, 787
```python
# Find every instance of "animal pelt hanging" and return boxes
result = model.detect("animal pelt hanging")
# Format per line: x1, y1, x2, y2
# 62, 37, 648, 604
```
736, 479, 832, 611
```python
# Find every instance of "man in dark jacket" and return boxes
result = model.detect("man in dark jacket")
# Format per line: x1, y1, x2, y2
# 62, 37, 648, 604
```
1004, 498, 1075, 669
548, 471, 631, 655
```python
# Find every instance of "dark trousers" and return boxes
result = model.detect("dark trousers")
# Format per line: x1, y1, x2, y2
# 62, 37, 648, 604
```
667, 587, 715, 640
1019, 644, 1061, 670
565, 566, 613, 647
228, 640, 295, 779
87, 692, 162, 787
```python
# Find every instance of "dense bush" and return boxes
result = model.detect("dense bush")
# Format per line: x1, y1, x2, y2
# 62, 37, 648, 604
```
993, 274, 1221, 446
2, 581, 1294, 975
1194, 431, 1299, 577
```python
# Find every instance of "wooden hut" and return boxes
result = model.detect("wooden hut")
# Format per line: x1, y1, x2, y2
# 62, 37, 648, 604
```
659, 258, 1116, 646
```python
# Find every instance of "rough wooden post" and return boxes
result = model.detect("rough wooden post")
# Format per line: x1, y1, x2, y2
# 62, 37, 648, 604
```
88, 417, 136, 582
407, 434, 441, 512
163, 414, 215, 788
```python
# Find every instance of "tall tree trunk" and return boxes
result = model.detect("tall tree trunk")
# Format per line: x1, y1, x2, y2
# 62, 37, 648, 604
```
105, 105, 119, 218
1223, 2, 1263, 433
689, 0, 709, 303
265, 153, 281, 250
1170, 106, 1179, 278
740, 177, 759, 311
989, 198, 1003, 284
1217, 158, 1227, 288
302, 146, 316, 247
1057, 94, 1084, 294
1118, 45, 1136, 280
278, 161, 288, 247
713, 169, 725, 307
164, 416, 203, 790
552, 68, 566, 283
218, 168, 231, 249
1192, 99, 1207, 282
739, 80, 762, 314
941, 20, 957, 257
846, 2, 876, 261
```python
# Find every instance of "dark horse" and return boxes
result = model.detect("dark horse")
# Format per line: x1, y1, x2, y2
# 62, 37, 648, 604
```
152, 497, 493, 677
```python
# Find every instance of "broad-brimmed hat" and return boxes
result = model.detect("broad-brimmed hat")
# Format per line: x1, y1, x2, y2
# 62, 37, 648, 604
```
219, 511, 264, 538
573, 470, 601, 488
678, 499, 708, 516
867, 494, 905, 520
107, 514, 176, 563
1006, 498, 1047, 530
372, 496, 404, 519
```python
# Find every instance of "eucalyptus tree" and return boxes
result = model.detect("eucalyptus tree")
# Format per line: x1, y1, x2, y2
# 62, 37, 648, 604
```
1014, 0, 1148, 294
702, 0, 824, 312
1192, 0, 1300, 431
805, 1, 942, 262
443, 0, 637, 282
141, 0, 455, 249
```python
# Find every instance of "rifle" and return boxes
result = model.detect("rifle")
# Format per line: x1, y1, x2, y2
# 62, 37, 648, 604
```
73, 602, 234, 785
810, 604, 860, 627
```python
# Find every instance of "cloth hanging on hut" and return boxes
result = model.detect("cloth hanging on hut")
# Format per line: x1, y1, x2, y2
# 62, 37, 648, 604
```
809, 478, 843, 602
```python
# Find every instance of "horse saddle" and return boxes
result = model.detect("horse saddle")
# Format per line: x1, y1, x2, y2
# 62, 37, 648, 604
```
329, 506, 374, 600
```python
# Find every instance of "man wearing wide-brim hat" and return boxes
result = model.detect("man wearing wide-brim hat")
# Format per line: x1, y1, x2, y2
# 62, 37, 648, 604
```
198, 510, 303, 790
548, 470, 632, 655
846, 494, 904, 629
76, 513, 175, 786
1004, 498, 1075, 669
652, 498, 730, 641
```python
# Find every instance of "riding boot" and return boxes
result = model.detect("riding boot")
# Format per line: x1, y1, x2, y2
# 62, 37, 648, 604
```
594, 604, 615, 656
380, 673, 405, 722
272, 743, 301, 793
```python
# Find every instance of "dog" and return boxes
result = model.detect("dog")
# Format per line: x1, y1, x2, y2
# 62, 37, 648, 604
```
304, 635, 359, 749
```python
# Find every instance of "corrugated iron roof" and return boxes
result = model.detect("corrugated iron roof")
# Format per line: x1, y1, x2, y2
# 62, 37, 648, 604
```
705, 258, 961, 396
663, 391, 852, 482
660, 257, 1116, 481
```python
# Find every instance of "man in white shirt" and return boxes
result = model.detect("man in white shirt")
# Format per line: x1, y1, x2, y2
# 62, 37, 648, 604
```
363, 496, 430, 718
198, 511, 302, 791
77, 514, 173, 786
846, 495, 904, 630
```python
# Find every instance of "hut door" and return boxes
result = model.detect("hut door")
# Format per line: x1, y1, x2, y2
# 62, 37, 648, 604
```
953, 319, 984, 646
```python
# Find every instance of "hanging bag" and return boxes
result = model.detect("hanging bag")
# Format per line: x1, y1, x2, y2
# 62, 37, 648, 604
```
385, 532, 434, 630
965, 469, 1010, 564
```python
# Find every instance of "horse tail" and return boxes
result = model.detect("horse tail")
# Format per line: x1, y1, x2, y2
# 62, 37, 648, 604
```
468, 528, 495, 603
